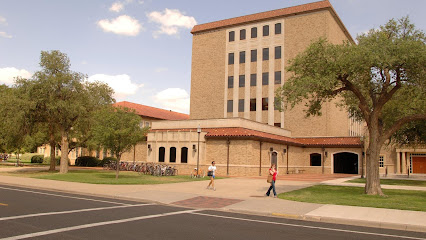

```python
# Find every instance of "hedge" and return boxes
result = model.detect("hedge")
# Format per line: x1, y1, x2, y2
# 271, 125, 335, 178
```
75, 156, 100, 167
30, 155, 44, 164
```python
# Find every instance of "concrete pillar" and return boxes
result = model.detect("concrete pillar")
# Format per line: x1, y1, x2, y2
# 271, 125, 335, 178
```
396, 151, 400, 174
401, 152, 406, 174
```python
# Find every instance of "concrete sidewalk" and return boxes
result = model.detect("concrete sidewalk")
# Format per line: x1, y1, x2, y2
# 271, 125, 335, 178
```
0, 170, 425, 233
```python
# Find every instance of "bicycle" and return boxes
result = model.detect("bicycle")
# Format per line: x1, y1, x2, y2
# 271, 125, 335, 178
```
190, 168, 204, 178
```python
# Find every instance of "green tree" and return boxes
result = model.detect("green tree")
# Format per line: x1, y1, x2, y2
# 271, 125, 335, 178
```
276, 17, 425, 195
15, 50, 114, 173
91, 106, 148, 179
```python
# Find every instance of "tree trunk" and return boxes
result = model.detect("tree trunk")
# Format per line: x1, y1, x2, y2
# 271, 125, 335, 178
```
49, 133, 56, 172
115, 155, 120, 179
59, 130, 69, 174
365, 123, 384, 195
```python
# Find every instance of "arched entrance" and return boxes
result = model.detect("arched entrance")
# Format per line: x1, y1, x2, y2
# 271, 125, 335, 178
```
333, 152, 358, 174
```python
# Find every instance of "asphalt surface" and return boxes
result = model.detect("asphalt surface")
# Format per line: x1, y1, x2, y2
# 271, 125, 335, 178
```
0, 184, 425, 240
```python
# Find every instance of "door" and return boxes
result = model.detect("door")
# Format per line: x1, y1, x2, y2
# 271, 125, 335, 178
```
271, 152, 278, 167
412, 156, 426, 174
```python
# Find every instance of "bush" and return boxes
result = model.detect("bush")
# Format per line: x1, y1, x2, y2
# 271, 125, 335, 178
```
75, 156, 100, 167
30, 155, 44, 164
43, 156, 60, 165
99, 157, 117, 166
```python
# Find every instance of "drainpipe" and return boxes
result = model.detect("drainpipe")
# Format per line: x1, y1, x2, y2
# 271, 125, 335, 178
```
322, 147, 325, 174
226, 138, 230, 176
259, 141, 263, 176
286, 145, 289, 174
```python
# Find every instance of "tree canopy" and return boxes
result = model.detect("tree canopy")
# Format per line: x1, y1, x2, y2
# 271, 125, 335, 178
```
276, 17, 425, 195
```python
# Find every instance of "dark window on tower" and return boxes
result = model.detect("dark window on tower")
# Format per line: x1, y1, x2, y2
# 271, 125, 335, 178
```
250, 74, 257, 86
262, 98, 268, 110
262, 48, 269, 61
239, 51, 245, 64
275, 23, 282, 34
238, 99, 244, 112
274, 123, 281, 128
263, 25, 269, 36
170, 147, 176, 163
251, 49, 257, 62
159, 147, 165, 162
251, 27, 257, 38
262, 72, 269, 85
228, 53, 234, 65
181, 147, 188, 163
229, 31, 235, 42
228, 76, 234, 88
310, 153, 322, 166
250, 98, 256, 111
240, 29, 246, 40
274, 71, 281, 84
227, 100, 233, 112
275, 46, 281, 59
239, 75, 245, 87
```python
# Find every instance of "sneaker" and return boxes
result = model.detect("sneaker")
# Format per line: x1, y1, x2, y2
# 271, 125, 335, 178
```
265, 194, 269, 197
213, 188, 216, 191
274, 195, 277, 198
206, 186, 210, 189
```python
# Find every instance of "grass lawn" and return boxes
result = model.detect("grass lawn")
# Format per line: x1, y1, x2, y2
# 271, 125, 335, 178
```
1, 169, 220, 185
347, 178, 426, 187
278, 185, 426, 211
6, 153, 40, 163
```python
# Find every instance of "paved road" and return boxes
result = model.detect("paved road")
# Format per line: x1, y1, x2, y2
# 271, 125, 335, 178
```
0, 184, 425, 240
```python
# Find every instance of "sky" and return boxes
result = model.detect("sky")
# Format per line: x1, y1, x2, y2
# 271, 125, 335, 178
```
0, 0, 425, 114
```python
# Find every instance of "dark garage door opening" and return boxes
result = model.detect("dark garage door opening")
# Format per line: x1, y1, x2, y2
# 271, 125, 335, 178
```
333, 152, 358, 174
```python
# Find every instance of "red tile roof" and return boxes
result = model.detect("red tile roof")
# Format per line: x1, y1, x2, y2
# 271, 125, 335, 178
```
113, 101, 189, 120
151, 127, 362, 148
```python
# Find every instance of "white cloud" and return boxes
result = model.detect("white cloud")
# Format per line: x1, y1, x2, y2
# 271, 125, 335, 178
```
109, 2, 124, 12
148, 9, 196, 38
0, 16, 7, 25
97, 15, 142, 36
154, 88, 190, 113
0, 32, 12, 39
87, 74, 143, 99
0, 67, 32, 85
155, 67, 168, 73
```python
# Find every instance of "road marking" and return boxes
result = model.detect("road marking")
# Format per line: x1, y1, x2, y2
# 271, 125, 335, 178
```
0, 186, 130, 206
0, 203, 8, 206
1, 209, 200, 240
0, 203, 153, 221
191, 212, 426, 240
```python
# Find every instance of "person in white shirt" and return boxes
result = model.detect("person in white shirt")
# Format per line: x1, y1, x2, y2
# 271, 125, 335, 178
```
206, 161, 217, 191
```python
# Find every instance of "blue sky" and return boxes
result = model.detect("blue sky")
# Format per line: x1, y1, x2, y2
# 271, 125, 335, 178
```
0, 0, 425, 113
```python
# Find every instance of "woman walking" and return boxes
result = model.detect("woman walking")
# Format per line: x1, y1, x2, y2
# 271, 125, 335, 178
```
206, 161, 217, 191
266, 164, 277, 198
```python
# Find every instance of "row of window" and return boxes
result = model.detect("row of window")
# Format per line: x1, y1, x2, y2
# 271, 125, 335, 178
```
158, 147, 188, 163
228, 46, 281, 64
229, 23, 282, 42
227, 97, 280, 112
228, 71, 281, 88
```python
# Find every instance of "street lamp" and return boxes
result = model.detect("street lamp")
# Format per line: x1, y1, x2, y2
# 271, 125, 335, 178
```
197, 125, 201, 178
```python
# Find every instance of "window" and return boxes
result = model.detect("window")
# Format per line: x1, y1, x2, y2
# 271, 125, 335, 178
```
181, 147, 188, 163
159, 147, 165, 162
274, 97, 279, 110
275, 23, 282, 34
250, 74, 257, 86
240, 29, 246, 40
274, 71, 281, 84
227, 100, 233, 112
251, 49, 257, 62
379, 156, 384, 168
228, 53, 234, 65
263, 25, 269, 36
229, 31, 235, 42
228, 76, 234, 88
275, 46, 281, 59
310, 153, 322, 166
239, 51, 245, 64
250, 98, 256, 111
262, 72, 269, 85
170, 147, 176, 163
145, 122, 150, 128
239, 75, 245, 87
274, 123, 281, 128
139, 121, 144, 128
262, 48, 269, 61
251, 27, 257, 38
262, 98, 268, 110
238, 99, 244, 112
